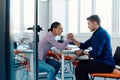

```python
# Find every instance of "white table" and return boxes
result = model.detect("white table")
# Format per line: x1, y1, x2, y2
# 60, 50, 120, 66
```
61, 45, 79, 80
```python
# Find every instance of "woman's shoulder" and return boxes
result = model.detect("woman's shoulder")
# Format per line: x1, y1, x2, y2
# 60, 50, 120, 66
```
46, 31, 54, 37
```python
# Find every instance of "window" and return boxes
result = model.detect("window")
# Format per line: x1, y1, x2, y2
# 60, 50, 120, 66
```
68, 0, 78, 34
23, 0, 34, 32
10, 0, 34, 33
67, 0, 112, 34
51, 0, 120, 36
80, 0, 92, 33
10, 0, 20, 33
96, 0, 112, 34
119, 0, 120, 34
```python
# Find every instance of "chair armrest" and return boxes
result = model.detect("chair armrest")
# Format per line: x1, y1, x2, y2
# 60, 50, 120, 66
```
47, 50, 61, 61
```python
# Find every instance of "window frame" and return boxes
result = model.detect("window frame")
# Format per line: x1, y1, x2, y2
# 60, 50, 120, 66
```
11, 0, 34, 34
65, 0, 120, 38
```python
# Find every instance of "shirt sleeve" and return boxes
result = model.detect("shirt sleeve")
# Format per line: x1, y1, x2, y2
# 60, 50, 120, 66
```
89, 31, 107, 58
46, 35, 72, 50
79, 38, 92, 50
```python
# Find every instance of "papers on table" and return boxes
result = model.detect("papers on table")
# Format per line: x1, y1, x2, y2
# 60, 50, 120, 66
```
51, 45, 80, 54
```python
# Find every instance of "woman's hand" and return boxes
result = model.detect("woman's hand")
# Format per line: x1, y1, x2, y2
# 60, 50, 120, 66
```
67, 33, 74, 40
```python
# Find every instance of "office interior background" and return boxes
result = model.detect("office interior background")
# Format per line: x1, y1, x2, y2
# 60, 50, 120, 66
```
11, 0, 120, 53
0, 0, 120, 80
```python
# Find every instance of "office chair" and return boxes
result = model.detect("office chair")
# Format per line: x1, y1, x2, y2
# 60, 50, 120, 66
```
57, 53, 75, 71
47, 50, 61, 60
13, 50, 30, 69
114, 46, 120, 67
72, 46, 120, 80
90, 46, 120, 80
13, 50, 31, 80
90, 69, 120, 80
47, 50, 74, 80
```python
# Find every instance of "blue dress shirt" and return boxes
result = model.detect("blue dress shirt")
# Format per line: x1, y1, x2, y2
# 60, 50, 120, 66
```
79, 26, 115, 67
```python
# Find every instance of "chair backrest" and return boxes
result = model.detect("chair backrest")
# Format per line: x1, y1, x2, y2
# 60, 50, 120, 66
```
114, 46, 120, 66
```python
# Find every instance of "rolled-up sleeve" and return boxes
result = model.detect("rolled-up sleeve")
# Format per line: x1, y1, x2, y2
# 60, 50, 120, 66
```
47, 36, 71, 50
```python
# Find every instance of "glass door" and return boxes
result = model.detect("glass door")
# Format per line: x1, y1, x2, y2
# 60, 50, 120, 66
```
9, 0, 39, 80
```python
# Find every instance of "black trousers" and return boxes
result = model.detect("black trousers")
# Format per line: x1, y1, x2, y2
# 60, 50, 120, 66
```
75, 60, 114, 80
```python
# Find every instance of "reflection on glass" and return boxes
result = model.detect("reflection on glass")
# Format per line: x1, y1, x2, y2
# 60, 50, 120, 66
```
10, 0, 20, 33
24, 0, 34, 32
10, 0, 35, 80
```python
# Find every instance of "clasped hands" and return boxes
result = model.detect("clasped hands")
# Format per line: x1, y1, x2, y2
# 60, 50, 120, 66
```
66, 33, 74, 40
66, 33, 89, 56
75, 50, 89, 56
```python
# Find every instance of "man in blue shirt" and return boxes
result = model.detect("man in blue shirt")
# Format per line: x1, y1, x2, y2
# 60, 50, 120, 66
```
71, 15, 115, 80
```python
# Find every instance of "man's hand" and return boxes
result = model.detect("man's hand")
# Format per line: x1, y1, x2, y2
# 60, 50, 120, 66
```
75, 50, 83, 56
67, 33, 80, 47
83, 50, 89, 55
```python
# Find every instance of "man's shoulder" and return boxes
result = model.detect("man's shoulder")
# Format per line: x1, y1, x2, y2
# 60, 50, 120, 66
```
95, 28, 110, 39
98, 27, 108, 35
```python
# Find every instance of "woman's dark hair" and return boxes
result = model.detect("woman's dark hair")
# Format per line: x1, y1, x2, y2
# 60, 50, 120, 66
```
48, 22, 61, 32
87, 15, 101, 26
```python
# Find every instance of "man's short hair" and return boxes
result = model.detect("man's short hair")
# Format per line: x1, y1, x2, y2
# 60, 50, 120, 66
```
87, 15, 100, 26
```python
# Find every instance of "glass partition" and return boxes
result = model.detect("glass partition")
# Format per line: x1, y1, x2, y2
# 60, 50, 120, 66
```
10, 0, 37, 80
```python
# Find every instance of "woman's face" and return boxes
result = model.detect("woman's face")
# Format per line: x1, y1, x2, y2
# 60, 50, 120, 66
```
53, 24, 63, 36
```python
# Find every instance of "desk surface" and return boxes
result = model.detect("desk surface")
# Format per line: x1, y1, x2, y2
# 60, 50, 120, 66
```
52, 45, 80, 53
62, 50, 75, 54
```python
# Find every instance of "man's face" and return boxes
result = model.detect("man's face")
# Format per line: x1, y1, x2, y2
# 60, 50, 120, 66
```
87, 20, 96, 32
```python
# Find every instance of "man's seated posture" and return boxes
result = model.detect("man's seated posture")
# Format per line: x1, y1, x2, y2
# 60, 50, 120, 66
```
70, 15, 115, 80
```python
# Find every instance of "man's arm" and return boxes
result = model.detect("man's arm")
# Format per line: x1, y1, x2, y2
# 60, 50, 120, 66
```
67, 33, 81, 47
72, 38, 80, 47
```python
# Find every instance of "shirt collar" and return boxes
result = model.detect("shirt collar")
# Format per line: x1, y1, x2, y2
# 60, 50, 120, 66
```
49, 31, 55, 37
93, 26, 102, 35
